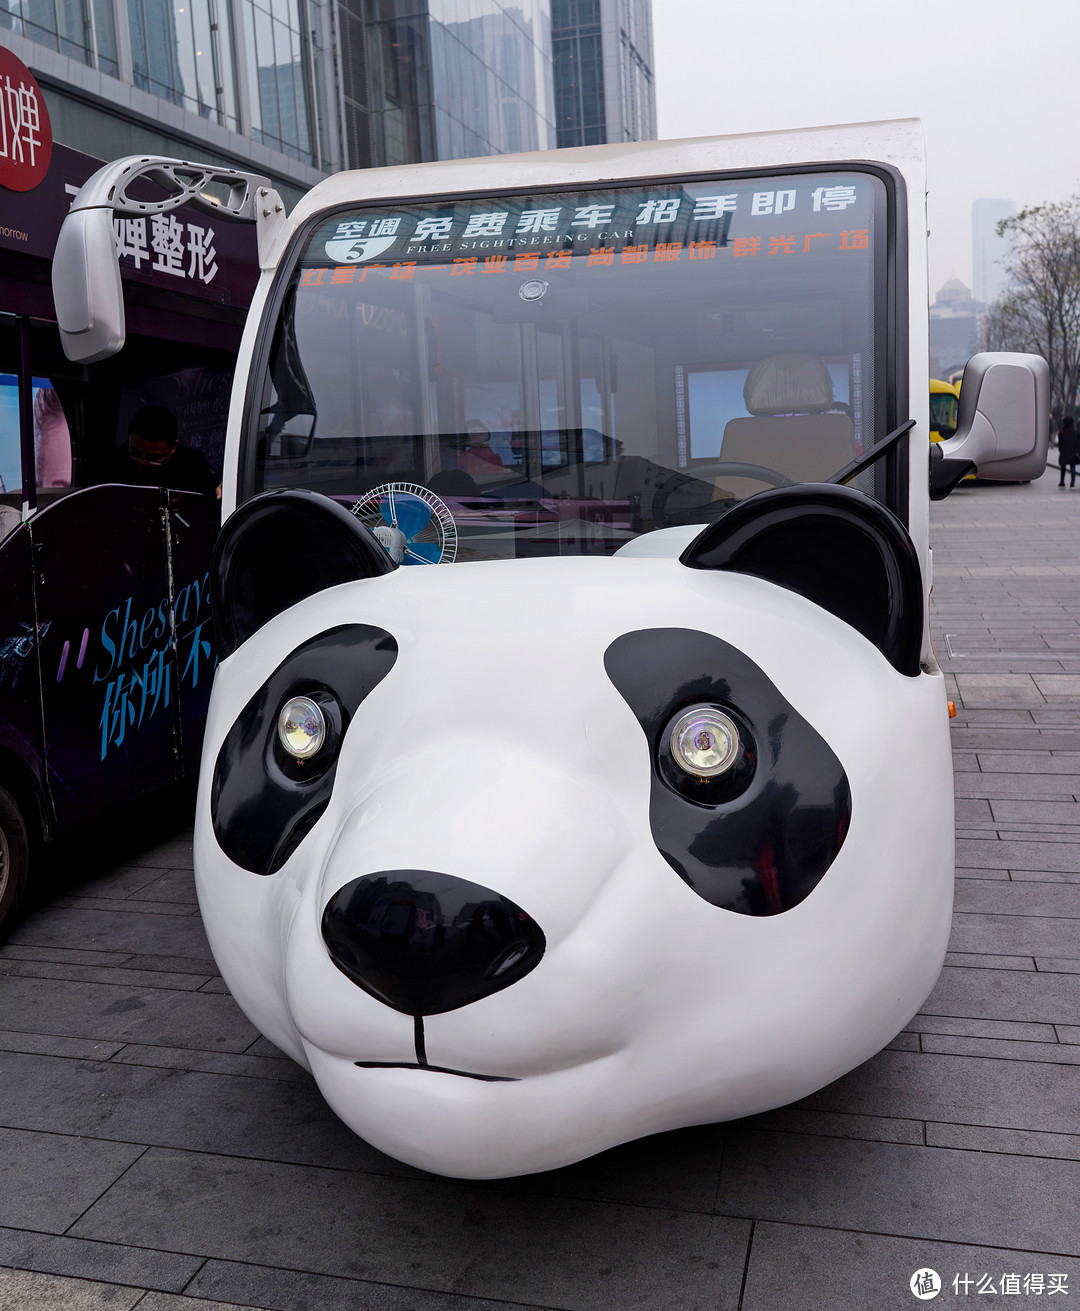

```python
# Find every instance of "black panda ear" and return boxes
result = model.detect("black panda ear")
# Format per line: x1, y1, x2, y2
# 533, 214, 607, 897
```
680, 483, 924, 677
212, 489, 396, 658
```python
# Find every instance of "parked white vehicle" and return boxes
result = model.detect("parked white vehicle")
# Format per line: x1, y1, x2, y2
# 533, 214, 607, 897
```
56, 120, 1048, 1178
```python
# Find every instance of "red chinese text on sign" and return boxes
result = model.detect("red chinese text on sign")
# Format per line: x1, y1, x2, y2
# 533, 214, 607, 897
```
0, 46, 52, 192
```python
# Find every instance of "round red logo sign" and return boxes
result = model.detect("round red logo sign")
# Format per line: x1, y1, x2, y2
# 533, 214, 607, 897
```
0, 46, 53, 192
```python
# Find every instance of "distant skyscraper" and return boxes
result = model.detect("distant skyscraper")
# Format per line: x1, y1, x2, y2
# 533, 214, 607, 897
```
552, 0, 655, 148
972, 198, 1016, 306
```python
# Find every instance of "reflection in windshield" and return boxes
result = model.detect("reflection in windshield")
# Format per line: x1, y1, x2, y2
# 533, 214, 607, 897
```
249, 171, 886, 562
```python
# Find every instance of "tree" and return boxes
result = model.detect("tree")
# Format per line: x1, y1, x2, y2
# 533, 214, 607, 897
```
979, 197, 1080, 420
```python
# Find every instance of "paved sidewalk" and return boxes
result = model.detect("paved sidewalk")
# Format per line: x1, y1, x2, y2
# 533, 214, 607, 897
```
0, 467, 1077, 1311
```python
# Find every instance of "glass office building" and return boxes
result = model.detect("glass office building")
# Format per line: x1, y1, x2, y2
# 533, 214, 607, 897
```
338, 0, 555, 170
551, 0, 654, 148
1, 0, 561, 199
1, 0, 331, 199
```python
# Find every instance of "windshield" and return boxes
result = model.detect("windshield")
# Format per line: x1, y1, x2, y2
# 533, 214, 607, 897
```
245, 169, 890, 563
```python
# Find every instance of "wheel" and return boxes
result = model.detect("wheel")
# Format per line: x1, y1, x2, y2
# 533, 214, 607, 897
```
0, 785, 29, 940
652, 462, 795, 528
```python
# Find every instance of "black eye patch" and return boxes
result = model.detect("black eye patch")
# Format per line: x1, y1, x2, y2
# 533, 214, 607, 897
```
212, 625, 397, 876
604, 628, 850, 916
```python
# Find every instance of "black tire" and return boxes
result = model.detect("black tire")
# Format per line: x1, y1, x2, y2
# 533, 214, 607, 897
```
0, 784, 29, 940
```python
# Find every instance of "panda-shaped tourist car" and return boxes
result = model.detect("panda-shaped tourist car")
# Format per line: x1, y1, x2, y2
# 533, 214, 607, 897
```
194, 482, 952, 1179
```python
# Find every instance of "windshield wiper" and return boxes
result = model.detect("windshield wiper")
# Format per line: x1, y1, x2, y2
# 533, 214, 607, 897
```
827, 419, 916, 486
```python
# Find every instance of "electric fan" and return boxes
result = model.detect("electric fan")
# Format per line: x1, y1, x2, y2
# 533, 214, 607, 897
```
351, 482, 458, 565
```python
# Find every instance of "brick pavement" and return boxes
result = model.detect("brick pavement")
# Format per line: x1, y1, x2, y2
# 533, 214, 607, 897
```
0, 465, 1077, 1310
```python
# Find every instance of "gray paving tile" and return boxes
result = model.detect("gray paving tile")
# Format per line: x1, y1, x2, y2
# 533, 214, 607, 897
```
0, 1127, 144, 1232
956, 839, 1080, 872
127, 869, 199, 905
949, 912, 1080, 957
1008, 867, 1080, 883
977, 751, 1080, 773
108, 1043, 306, 1083
954, 730, 1080, 750
0, 1226, 201, 1293
905, 1014, 1058, 1042
0, 1029, 123, 1060
472, 1124, 727, 1214
119, 954, 220, 977
0, 958, 211, 991
71, 1148, 750, 1311
955, 709, 1039, 725
953, 675, 1043, 704
0, 975, 258, 1051
923, 962, 1080, 1026
0, 1051, 399, 1172
926, 1123, 1080, 1162
718, 1130, 1080, 1254
0, 944, 134, 968
1034, 675, 1080, 697
991, 799, 1080, 824
741, 1221, 1078, 1311
955, 798, 993, 823
241, 1036, 285, 1058
1032, 708, 1080, 725
943, 951, 1033, 971
0, 1268, 142, 1310
8, 907, 213, 958
49, 897, 197, 918
954, 879, 1080, 917
1036, 957, 1080, 974
991, 826, 1080, 842
742, 1107, 923, 1146
133, 841, 195, 870
802, 1048, 1080, 1134
134, 1296, 265, 1311
920, 1033, 1080, 1065
188, 1261, 529, 1311
69, 865, 169, 898
953, 771, 1080, 798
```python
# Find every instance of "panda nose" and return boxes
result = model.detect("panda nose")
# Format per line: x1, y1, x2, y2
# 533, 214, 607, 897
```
321, 871, 546, 1016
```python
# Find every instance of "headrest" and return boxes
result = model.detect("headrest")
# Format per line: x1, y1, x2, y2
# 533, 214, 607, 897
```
743, 353, 834, 416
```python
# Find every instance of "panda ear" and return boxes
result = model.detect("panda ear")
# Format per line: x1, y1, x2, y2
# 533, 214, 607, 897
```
212, 489, 396, 658
679, 483, 924, 676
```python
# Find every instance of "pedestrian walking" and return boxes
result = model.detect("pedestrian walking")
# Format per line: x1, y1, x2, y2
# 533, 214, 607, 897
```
1059, 415, 1079, 488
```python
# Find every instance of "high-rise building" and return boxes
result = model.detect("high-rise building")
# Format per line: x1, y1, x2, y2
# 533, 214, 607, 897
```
338, 0, 556, 171
930, 276, 980, 379
972, 198, 1015, 307
551, 0, 655, 149
1, 0, 560, 204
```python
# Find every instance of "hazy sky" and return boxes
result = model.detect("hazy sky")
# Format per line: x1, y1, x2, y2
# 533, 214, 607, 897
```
652, 0, 1080, 297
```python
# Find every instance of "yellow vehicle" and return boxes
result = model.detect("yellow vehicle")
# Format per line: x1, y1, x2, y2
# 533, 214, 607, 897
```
930, 378, 961, 442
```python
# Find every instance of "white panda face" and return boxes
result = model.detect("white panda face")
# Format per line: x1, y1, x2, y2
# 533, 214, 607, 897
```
193, 487, 955, 1179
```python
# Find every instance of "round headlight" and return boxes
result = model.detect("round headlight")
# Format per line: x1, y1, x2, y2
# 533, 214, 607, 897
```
669, 705, 740, 779
277, 696, 326, 761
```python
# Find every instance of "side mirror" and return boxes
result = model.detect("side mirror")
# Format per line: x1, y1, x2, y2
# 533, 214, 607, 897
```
52, 155, 284, 363
937, 352, 1050, 483
52, 207, 126, 364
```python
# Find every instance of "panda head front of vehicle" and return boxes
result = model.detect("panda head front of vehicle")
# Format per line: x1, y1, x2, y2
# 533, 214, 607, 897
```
193, 485, 954, 1180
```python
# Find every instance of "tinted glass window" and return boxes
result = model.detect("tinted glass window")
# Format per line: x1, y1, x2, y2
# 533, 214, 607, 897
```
247, 170, 889, 562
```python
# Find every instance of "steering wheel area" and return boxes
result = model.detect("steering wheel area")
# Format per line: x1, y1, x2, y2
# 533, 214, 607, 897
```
651, 461, 796, 529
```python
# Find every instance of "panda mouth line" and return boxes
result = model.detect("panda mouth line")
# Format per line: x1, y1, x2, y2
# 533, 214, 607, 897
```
352, 1016, 519, 1082
353, 1060, 519, 1083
